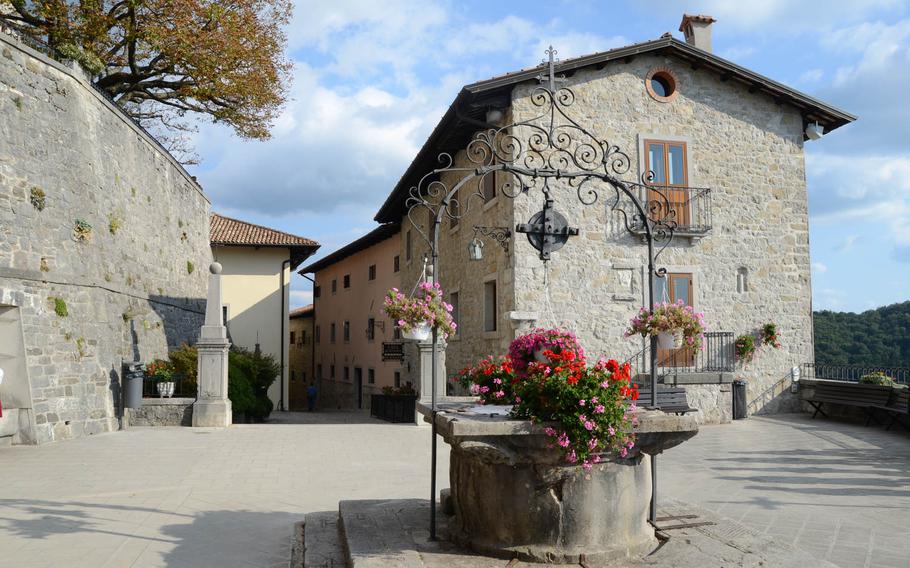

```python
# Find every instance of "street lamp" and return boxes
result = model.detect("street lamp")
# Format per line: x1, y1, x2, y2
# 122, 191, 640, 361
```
468, 238, 484, 261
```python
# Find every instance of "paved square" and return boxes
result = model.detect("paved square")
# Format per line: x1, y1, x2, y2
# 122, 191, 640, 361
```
0, 412, 907, 568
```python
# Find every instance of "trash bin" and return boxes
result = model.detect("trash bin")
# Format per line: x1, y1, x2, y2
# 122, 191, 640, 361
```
123, 362, 145, 409
732, 379, 747, 420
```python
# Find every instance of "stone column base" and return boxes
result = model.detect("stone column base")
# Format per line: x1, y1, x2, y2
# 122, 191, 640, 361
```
192, 399, 232, 427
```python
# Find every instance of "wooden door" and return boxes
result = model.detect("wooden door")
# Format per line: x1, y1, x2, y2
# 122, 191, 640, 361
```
656, 273, 695, 367
644, 140, 690, 227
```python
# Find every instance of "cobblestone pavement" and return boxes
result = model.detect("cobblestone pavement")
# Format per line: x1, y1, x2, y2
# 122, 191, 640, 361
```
0, 411, 906, 568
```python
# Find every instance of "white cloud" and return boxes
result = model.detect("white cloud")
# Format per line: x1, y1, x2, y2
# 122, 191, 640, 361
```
290, 290, 313, 308
812, 262, 828, 273
798, 68, 824, 83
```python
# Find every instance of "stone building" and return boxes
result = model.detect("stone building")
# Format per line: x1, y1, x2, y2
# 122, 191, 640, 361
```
210, 214, 319, 410
299, 224, 404, 410
370, 16, 855, 423
288, 304, 315, 410
0, 31, 211, 444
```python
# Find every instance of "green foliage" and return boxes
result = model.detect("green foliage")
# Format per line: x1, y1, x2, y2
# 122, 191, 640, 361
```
56, 43, 105, 75
51, 297, 68, 317
168, 344, 198, 391
73, 219, 93, 241
814, 302, 910, 366
30, 187, 46, 210
186, 261, 195, 274
13, 97, 22, 110
75, 337, 87, 359
734, 334, 756, 362
40, 257, 49, 272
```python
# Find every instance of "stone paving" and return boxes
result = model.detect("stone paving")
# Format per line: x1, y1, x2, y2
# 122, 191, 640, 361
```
0, 411, 907, 568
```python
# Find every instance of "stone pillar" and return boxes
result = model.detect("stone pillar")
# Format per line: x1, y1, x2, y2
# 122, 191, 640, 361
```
192, 263, 232, 427
415, 339, 446, 425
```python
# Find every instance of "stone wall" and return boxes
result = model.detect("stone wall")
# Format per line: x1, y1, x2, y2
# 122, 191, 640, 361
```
412, 52, 812, 423
0, 32, 212, 444
126, 398, 194, 427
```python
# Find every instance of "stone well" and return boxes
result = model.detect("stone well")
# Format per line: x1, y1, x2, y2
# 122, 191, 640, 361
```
421, 401, 698, 564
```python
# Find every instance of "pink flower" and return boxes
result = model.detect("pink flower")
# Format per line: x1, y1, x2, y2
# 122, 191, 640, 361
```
579, 399, 586, 406
479, 386, 490, 394
544, 427, 557, 437
494, 390, 505, 398
493, 378, 502, 385
599, 381, 609, 388
629, 403, 637, 412
607, 426, 616, 436
591, 397, 599, 404
578, 414, 588, 423
619, 448, 628, 458
582, 460, 593, 471
594, 404, 605, 414
566, 450, 577, 464
584, 421, 595, 431
557, 433, 570, 448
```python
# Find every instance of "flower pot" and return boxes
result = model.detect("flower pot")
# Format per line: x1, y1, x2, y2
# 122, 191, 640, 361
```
656, 331, 679, 350
533, 346, 550, 363
156, 381, 175, 398
402, 321, 431, 341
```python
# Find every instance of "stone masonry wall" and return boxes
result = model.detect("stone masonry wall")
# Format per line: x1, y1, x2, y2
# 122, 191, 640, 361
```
0, 32, 211, 444
507, 53, 811, 421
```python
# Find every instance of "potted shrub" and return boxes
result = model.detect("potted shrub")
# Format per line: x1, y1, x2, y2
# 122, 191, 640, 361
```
383, 282, 456, 341
625, 300, 706, 351
146, 359, 175, 397
734, 334, 756, 362
507, 328, 585, 378
859, 372, 900, 388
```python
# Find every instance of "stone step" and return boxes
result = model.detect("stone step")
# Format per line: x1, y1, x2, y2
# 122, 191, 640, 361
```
300, 511, 346, 568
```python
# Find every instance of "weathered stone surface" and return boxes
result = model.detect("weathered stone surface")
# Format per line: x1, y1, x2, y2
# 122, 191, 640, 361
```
328, 498, 839, 568
0, 32, 211, 444
301, 512, 345, 568
125, 397, 193, 426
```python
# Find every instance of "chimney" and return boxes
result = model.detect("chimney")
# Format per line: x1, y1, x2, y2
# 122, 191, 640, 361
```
679, 14, 716, 52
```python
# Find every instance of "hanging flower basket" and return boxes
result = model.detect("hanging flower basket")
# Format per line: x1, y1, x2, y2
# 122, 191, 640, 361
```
401, 321, 431, 341
656, 331, 679, 350
625, 300, 706, 351
383, 282, 456, 340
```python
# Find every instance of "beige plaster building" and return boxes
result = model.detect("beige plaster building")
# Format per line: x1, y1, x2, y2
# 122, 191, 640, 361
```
288, 304, 315, 410
369, 17, 855, 423
210, 214, 319, 411
299, 224, 404, 410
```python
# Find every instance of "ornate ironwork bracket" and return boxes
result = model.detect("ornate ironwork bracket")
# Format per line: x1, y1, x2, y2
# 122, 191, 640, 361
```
472, 225, 512, 253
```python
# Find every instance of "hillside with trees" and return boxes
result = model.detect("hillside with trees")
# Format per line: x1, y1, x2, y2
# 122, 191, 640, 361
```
814, 301, 910, 366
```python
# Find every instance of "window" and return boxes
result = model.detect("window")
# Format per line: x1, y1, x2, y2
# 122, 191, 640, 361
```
301, 330, 308, 345
331, 279, 337, 294
449, 291, 459, 333
289, 331, 296, 345
394, 255, 400, 272
406, 230, 412, 261
343, 320, 350, 342
291, 370, 296, 381
344, 366, 350, 381
645, 67, 679, 102
368, 264, 376, 280
317, 364, 322, 379
394, 371, 401, 388
330, 364, 335, 379
330, 322, 336, 343
368, 369, 375, 385
343, 274, 350, 289
315, 325, 321, 343
483, 170, 496, 202
314, 285, 321, 298
737, 267, 749, 293
483, 280, 497, 332
367, 317, 375, 341
644, 139, 689, 226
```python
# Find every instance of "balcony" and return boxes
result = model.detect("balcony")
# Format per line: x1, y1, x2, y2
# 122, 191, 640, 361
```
628, 185, 713, 241
628, 331, 734, 385
382, 341, 405, 362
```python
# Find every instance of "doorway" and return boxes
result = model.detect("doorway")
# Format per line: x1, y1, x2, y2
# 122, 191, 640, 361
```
0, 305, 36, 444
354, 367, 363, 409
655, 273, 695, 367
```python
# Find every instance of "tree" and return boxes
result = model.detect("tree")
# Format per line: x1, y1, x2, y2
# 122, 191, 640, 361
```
2, 0, 292, 162
814, 301, 910, 367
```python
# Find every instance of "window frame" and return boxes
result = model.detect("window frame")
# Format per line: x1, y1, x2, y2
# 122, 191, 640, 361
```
343, 320, 350, 343
483, 277, 498, 333
368, 264, 376, 281
643, 139, 689, 188
343, 274, 351, 289
367, 317, 375, 341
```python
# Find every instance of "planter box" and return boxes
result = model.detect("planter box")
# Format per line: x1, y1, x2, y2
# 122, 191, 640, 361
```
370, 394, 417, 423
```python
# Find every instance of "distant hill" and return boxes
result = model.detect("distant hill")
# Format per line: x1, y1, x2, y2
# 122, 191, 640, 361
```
814, 301, 910, 367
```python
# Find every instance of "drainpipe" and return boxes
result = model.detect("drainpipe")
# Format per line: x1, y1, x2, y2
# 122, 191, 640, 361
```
280, 258, 291, 412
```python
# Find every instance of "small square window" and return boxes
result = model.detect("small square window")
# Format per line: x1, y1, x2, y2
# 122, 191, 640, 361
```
343, 274, 350, 289
368, 264, 376, 281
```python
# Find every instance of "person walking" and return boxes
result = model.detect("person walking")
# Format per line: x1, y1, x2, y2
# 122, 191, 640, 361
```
306, 382, 318, 412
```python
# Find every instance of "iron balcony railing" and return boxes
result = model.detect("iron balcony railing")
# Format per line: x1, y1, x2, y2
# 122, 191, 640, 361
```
382, 341, 405, 362
629, 185, 713, 235
626, 331, 735, 380
142, 373, 195, 398
801, 363, 910, 385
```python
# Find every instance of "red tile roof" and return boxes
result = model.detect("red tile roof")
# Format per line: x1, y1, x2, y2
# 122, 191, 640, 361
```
290, 304, 314, 318
210, 213, 319, 248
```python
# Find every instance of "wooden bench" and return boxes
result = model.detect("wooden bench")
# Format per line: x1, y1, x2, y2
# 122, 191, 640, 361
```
801, 381, 893, 426
634, 386, 696, 415
872, 387, 909, 431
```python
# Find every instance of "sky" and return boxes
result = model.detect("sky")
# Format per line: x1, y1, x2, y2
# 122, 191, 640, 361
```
188, 0, 910, 314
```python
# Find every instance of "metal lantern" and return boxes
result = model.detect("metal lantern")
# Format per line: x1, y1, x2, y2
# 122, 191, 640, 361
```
468, 238, 484, 261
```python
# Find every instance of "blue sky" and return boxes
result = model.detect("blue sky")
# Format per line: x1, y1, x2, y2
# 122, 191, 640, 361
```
188, 0, 910, 313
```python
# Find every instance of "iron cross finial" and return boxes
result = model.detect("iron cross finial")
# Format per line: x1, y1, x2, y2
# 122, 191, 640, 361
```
537, 45, 566, 93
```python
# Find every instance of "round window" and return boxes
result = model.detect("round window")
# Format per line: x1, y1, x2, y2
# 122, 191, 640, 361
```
645, 68, 679, 102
